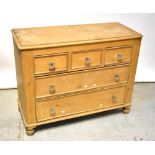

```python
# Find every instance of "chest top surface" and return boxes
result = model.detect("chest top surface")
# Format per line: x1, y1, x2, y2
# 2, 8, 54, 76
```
12, 22, 142, 50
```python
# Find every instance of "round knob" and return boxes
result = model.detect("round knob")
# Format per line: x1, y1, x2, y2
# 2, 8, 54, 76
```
50, 108, 56, 116
49, 84, 56, 94
114, 74, 120, 82
49, 62, 55, 71
112, 96, 117, 103
117, 53, 123, 62
85, 57, 91, 66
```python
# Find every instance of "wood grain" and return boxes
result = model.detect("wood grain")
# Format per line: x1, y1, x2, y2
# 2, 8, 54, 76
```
125, 38, 142, 105
71, 49, 102, 69
105, 46, 133, 65
35, 65, 129, 98
12, 22, 142, 50
34, 53, 68, 75
12, 22, 142, 135
36, 86, 126, 121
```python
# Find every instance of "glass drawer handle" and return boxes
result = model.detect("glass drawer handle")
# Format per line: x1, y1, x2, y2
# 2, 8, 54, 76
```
112, 96, 117, 103
117, 53, 123, 62
49, 84, 56, 94
85, 57, 91, 66
50, 108, 56, 116
49, 62, 55, 71
114, 74, 120, 82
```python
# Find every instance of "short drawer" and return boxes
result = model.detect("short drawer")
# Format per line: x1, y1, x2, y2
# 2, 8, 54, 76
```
71, 49, 102, 70
34, 53, 68, 75
105, 46, 133, 65
36, 86, 126, 121
35, 65, 129, 98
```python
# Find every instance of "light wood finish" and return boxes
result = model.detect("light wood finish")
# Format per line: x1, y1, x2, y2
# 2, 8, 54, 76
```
36, 86, 126, 121
125, 39, 142, 105
71, 49, 102, 69
35, 65, 129, 98
32, 40, 135, 56
25, 127, 35, 136
34, 53, 68, 75
105, 46, 133, 65
12, 22, 142, 135
122, 106, 131, 114
12, 22, 141, 50
13, 41, 36, 126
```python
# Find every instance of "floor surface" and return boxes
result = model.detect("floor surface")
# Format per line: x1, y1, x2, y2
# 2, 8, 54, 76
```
0, 83, 155, 141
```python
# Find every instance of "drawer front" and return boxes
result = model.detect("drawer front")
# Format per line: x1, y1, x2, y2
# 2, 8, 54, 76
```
71, 50, 101, 69
34, 53, 68, 75
105, 46, 133, 65
35, 65, 129, 98
36, 87, 126, 121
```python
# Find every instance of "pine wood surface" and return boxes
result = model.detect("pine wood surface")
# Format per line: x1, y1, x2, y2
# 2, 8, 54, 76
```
12, 22, 142, 135
12, 22, 142, 50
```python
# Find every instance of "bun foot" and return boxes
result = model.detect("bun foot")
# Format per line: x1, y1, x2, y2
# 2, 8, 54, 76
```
25, 127, 35, 136
122, 106, 131, 114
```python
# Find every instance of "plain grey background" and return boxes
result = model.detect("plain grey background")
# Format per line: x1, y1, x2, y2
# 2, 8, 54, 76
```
0, 13, 155, 88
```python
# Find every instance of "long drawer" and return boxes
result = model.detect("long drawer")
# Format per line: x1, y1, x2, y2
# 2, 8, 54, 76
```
35, 65, 129, 98
36, 86, 126, 121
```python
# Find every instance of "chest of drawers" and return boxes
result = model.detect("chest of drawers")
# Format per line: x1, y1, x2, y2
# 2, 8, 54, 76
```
12, 22, 142, 136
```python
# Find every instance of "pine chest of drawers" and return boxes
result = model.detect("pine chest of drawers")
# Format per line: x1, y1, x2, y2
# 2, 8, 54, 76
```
12, 22, 142, 135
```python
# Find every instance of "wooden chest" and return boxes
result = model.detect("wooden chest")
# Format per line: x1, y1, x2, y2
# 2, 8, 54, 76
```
12, 22, 142, 135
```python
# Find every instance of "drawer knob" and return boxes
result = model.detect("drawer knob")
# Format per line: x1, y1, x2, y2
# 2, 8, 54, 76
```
117, 53, 123, 62
50, 108, 56, 116
114, 74, 120, 82
49, 84, 56, 94
85, 57, 91, 66
49, 62, 55, 71
112, 96, 117, 103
